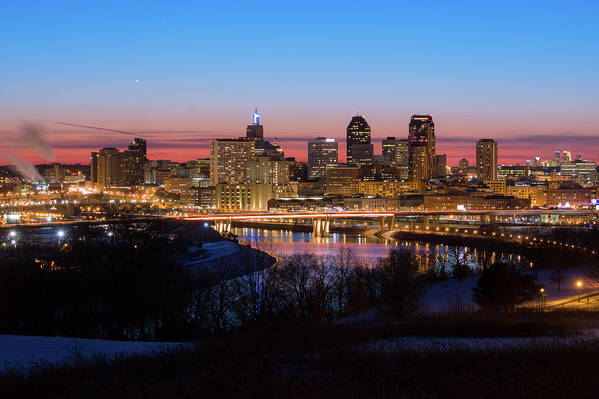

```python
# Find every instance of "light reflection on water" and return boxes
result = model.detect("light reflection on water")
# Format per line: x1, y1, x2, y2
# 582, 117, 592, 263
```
230, 227, 517, 272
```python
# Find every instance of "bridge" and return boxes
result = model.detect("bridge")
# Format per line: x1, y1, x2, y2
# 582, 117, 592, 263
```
1, 210, 594, 238
183, 209, 596, 236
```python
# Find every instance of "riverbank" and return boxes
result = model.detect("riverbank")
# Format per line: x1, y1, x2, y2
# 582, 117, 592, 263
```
384, 229, 595, 266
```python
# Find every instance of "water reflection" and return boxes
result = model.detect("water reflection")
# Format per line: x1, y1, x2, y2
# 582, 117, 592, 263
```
231, 227, 517, 273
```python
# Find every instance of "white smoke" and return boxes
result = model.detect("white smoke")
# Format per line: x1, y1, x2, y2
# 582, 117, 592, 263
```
3, 122, 55, 182
20, 122, 55, 162
7, 154, 45, 182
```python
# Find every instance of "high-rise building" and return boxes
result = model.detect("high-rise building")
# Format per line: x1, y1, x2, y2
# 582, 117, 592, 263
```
119, 149, 146, 186
246, 108, 264, 143
209, 138, 255, 185
128, 138, 147, 155
346, 115, 373, 167
90, 152, 98, 183
551, 151, 561, 166
476, 139, 498, 181
408, 115, 435, 181
382, 137, 409, 168
534, 156, 541, 167
308, 137, 338, 180
245, 157, 290, 185
458, 158, 469, 175
562, 151, 572, 163
287, 158, 308, 181
434, 154, 447, 178
96, 147, 120, 187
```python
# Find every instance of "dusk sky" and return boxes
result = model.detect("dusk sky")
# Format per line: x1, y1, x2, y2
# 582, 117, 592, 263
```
1, 1, 598, 166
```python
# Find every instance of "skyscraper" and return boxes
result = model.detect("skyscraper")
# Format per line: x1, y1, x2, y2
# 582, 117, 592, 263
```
562, 151, 572, 163
209, 138, 255, 185
476, 139, 498, 181
90, 152, 98, 183
408, 115, 435, 181
96, 147, 120, 187
128, 138, 147, 155
382, 137, 409, 167
346, 115, 373, 167
119, 150, 146, 186
434, 154, 447, 178
246, 108, 264, 143
308, 137, 338, 180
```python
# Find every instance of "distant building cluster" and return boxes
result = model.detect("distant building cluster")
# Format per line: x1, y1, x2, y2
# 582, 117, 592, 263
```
2, 108, 598, 222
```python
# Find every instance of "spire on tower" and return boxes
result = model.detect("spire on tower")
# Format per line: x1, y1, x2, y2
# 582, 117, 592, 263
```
252, 107, 261, 125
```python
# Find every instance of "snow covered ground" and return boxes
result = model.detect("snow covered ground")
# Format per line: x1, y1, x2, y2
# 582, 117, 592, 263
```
0, 335, 185, 374
364, 329, 599, 352
420, 266, 598, 313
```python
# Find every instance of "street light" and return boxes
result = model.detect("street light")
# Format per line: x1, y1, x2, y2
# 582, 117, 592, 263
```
576, 280, 583, 302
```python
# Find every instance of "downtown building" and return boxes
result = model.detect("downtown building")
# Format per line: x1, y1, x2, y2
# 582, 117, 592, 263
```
209, 138, 255, 185
476, 139, 498, 180
346, 115, 374, 167
408, 115, 436, 181
307, 137, 338, 180
382, 137, 409, 180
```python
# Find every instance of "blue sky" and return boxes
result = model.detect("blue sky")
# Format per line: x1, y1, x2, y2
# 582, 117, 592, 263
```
1, 0, 598, 163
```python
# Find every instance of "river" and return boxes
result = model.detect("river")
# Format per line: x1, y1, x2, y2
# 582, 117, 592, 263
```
230, 226, 523, 272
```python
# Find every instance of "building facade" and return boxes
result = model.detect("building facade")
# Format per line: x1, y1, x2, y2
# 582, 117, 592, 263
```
476, 139, 498, 181
346, 115, 374, 167
307, 137, 338, 180
209, 138, 255, 185
408, 115, 435, 181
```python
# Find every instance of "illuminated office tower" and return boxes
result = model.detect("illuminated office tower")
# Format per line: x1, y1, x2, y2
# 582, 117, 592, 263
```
245, 157, 290, 185
550, 151, 561, 166
476, 139, 498, 181
128, 137, 147, 155
382, 137, 409, 167
308, 137, 338, 180
534, 156, 541, 167
562, 151, 572, 163
246, 108, 264, 143
435, 154, 447, 178
119, 149, 146, 186
408, 114, 435, 181
346, 115, 373, 167
209, 138, 255, 185
97, 147, 120, 187
90, 152, 98, 183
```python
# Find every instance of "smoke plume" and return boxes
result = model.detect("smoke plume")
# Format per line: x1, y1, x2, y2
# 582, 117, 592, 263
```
3, 122, 55, 182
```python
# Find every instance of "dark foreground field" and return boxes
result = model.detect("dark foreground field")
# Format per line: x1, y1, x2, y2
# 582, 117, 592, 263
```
3, 313, 599, 399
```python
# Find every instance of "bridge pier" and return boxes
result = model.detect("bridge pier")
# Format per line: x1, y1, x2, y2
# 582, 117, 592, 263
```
312, 217, 330, 237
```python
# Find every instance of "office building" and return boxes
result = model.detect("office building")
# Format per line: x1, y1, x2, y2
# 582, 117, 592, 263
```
325, 165, 360, 196
476, 139, 498, 180
246, 157, 290, 185
560, 160, 598, 185
90, 152, 98, 183
246, 108, 264, 142
187, 158, 211, 179
408, 115, 435, 181
346, 115, 373, 167
119, 149, 146, 186
128, 138, 147, 155
96, 147, 120, 187
434, 154, 447, 178
209, 138, 255, 185
308, 137, 338, 180
382, 137, 409, 168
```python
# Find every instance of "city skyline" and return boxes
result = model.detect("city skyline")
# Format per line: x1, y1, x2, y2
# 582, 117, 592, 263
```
1, 1, 598, 166
2, 112, 599, 167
